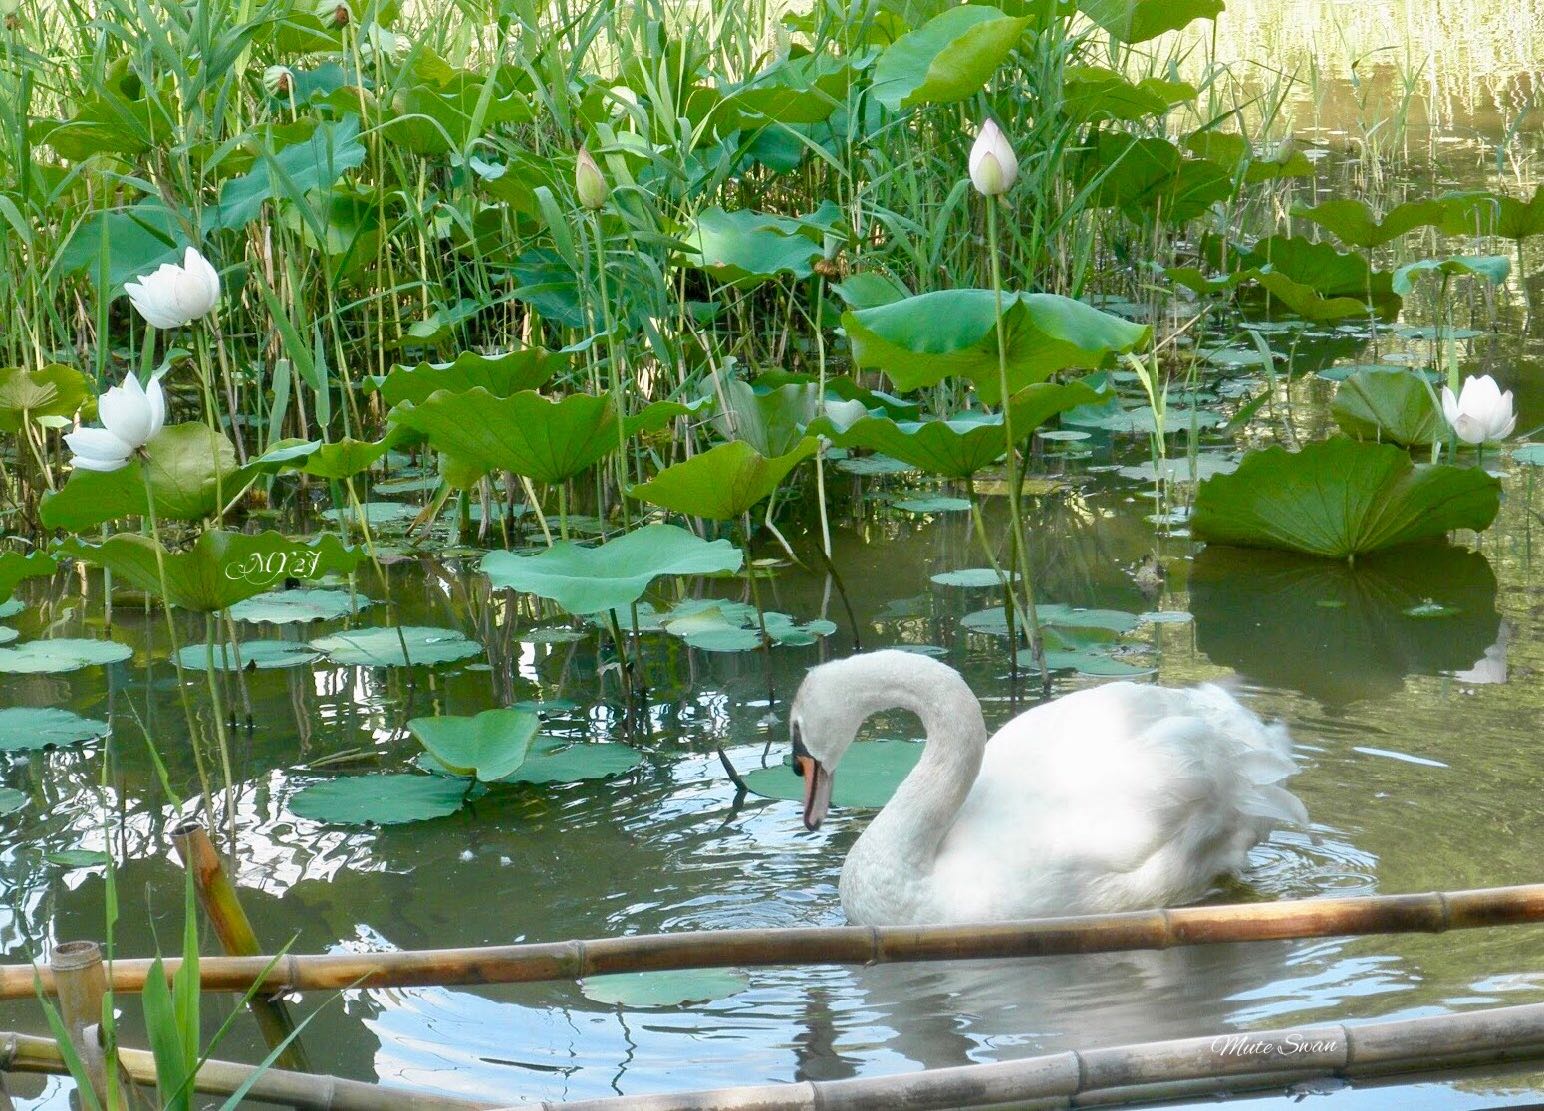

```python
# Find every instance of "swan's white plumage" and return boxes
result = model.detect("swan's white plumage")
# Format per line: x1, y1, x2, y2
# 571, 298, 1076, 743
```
789, 651, 1307, 926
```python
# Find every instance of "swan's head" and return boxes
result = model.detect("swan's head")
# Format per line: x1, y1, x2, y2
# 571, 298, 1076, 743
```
787, 653, 895, 831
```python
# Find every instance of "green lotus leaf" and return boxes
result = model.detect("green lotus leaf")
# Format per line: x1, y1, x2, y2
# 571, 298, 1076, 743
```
1238, 235, 1395, 298
290, 774, 468, 826
230, 588, 372, 624
743, 739, 922, 808
373, 348, 565, 407
308, 626, 483, 667
931, 568, 1015, 588
1440, 186, 1544, 240
1184, 132, 1313, 182
723, 52, 854, 125
213, 116, 367, 231
843, 291, 1149, 401
712, 379, 820, 458
1077, 0, 1221, 41
0, 552, 56, 603
0, 638, 132, 674
41, 423, 242, 530
408, 708, 541, 782
381, 78, 531, 156
56, 531, 364, 612
871, 6, 1029, 111
1192, 438, 1502, 560
580, 968, 749, 1009
0, 707, 110, 751
504, 741, 642, 783
812, 380, 1109, 478
56, 200, 185, 293
1247, 270, 1374, 322
630, 439, 817, 521
0, 365, 89, 432
1391, 255, 1510, 297
1332, 367, 1442, 446
1293, 198, 1448, 248
677, 204, 839, 288
482, 524, 744, 615
1079, 134, 1232, 225
175, 642, 323, 671
299, 436, 399, 480
1063, 66, 1196, 122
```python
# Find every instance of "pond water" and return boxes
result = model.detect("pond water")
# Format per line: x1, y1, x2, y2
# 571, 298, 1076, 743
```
2, 313, 1541, 1109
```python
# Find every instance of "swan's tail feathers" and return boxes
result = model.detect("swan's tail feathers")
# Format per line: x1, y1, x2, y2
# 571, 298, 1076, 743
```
1190, 684, 1309, 831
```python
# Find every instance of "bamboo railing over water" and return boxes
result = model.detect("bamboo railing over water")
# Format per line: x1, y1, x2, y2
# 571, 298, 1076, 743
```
511, 1000, 1544, 1110
6, 882, 1544, 1000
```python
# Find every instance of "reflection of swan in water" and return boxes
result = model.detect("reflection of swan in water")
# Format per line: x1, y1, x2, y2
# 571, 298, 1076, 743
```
789, 651, 1307, 925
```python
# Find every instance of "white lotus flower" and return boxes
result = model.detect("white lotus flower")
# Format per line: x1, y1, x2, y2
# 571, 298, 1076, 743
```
969, 119, 1017, 196
124, 247, 221, 330
1440, 374, 1515, 445
64, 374, 166, 472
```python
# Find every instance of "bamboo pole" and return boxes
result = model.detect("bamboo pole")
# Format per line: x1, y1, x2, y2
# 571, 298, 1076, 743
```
49, 941, 112, 1106
4, 882, 1544, 1002
0, 1029, 497, 1111
169, 822, 311, 1072
513, 1000, 1544, 1110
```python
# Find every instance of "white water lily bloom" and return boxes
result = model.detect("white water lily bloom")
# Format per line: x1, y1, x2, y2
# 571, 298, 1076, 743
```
124, 247, 221, 330
64, 374, 166, 472
969, 119, 1017, 196
1440, 374, 1515, 445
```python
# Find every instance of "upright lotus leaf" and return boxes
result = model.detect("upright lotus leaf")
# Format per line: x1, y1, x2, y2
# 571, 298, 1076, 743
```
1391, 256, 1511, 297
41, 424, 241, 530
630, 439, 818, 521
1185, 132, 1313, 182
0, 552, 56, 603
408, 708, 541, 782
677, 205, 840, 288
1080, 134, 1232, 224
383, 76, 532, 156
1332, 368, 1441, 446
1248, 270, 1378, 322
0, 365, 89, 432
1439, 187, 1544, 240
374, 348, 565, 406
481, 523, 744, 615
56, 200, 185, 293
813, 380, 1110, 478
389, 389, 616, 483
1077, 0, 1222, 41
844, 290, 1149, 401
723, 53, 854, 125
1063, 67, 1196, 122
1239, 235, 1394, 298
213, 116, 367, 231
1191, 438, 1501, 560
56, 531, 364, 612
298, 434, 404, 480
713, 379, 820, 458
870, 6, 1030, 111
1293, 199, 1447, 248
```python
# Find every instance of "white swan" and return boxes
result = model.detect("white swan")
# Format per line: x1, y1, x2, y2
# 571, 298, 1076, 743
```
788, 650, 1308, 926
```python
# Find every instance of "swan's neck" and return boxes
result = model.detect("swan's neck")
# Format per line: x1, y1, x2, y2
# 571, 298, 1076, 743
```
845, 657, 989, 876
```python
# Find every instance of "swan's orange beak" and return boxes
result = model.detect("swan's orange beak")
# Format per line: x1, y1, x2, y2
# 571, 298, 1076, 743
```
794, 753, 833, 831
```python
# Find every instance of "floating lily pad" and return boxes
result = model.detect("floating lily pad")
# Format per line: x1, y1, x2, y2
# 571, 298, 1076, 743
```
892, 496, 971, 513
743, 739, 922, 808
1512, 444, 1544, 466
408, 709, 541, 782
309, 626, 483, 667
503, 741, 643, 783
175, 642, 322, 671
0, 600, 23, 619
660, 600, 835, 652
46, 850, 110, 868
320, 500, 421, 526
520, 627, 587, 644
931, 568, 1016, 588
0, 639, 132, 674
0, 789, 25, 816
0, 707, 110, 751
290, 774, 469, 825
482, 525, 743, 616
230, 589, 372, 624
0, 627, 15, 645
579, 968, 749, 1009
835, 454, 915, 475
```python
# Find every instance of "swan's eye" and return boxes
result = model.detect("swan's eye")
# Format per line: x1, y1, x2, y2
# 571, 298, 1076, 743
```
791, 724, 809, 776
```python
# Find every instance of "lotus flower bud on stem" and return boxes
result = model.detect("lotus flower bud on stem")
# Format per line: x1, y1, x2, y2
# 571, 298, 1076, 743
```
575, 147, 609, 211
263, 65, 294, 97
969, 118, 1018, 197
316, 0, 351, 27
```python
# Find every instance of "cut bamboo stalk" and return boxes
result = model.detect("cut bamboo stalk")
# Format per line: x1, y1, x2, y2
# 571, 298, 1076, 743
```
513, 999, 1544, 1110
169, 822, 311, 1072
0, 1028, 497, 1110
4, 882, 1543, 1001
49, 941, 111, 1106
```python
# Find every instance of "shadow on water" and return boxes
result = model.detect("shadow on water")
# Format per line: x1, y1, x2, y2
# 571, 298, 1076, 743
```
1188, 544, 1501, 706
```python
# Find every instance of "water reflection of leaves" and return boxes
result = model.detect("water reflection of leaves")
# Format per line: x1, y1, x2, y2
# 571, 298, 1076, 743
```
1189, 544, 1499, 706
